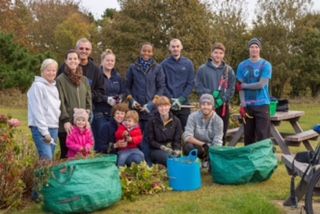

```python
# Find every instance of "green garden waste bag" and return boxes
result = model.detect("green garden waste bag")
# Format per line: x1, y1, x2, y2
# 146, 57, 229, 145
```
209, 139, 278, 184
41, 155, 122, 213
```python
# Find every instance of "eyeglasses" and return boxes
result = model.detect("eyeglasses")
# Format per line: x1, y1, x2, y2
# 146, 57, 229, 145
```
79, 47, 91, 51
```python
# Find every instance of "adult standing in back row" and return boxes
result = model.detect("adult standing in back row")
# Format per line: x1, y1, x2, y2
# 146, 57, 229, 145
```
161, 39, 195, 129
236, 38, 272, 145
195, 42, 236, 145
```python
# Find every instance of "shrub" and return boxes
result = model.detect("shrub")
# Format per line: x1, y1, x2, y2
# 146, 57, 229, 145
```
120, 162, 171, 201
0, 114, 36, 209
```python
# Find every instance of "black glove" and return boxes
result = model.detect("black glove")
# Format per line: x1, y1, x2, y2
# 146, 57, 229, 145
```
201, 143, 209, 160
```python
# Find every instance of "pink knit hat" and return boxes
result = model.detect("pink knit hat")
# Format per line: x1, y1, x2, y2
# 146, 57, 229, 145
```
73, 108, 89, 122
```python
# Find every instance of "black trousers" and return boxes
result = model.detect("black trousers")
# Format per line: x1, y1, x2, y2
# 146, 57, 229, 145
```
172, 108, 191, 131
58, 132, 68, 159
244, 105, 270, 145
215, 104, 230, 145
182, 143, 207, 160
150, 149, 169, 166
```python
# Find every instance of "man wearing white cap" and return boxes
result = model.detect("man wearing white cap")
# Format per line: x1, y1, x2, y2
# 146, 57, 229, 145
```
182, 94, 223, 160
236, 37, 272, 145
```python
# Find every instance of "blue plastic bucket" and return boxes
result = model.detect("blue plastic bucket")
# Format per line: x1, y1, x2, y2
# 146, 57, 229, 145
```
167, 149, 202, 191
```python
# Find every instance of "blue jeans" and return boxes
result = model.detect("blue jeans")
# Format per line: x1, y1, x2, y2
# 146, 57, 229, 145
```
117, 149, 144, 166
30, 126, 58, 160
139, 119, 152, 166
92, 112, 111, 153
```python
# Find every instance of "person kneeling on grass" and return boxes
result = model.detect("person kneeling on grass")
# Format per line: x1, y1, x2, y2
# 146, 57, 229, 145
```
115, 110, 144, 166
66, 108, 94, 159
182, 94, 223, 166
148, 96, 183, 166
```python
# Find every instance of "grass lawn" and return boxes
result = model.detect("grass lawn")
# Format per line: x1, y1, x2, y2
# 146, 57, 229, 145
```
1, 102, 319, 214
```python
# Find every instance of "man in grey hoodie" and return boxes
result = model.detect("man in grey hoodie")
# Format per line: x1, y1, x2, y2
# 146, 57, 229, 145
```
195, 42, 236, 145
182, 94, 223, 160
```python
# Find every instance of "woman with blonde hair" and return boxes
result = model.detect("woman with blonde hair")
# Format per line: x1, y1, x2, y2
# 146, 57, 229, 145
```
28, 58, 61, 160
93, 49, 126, 153
147, 96, 182, 166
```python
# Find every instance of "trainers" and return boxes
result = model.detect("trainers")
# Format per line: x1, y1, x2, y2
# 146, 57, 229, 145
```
202, 161, 209, 169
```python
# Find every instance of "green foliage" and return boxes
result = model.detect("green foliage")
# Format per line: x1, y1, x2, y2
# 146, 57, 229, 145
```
0, 114, 35, 209
0, 32, 51, 92
120, 162, 171, 201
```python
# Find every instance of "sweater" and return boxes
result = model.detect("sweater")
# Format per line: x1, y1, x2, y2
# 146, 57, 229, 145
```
56, 73, 92, 132
195, 59, 236, 103
27, 76, 61, 136
66, 126, 94, 158
182, 111, 223, 146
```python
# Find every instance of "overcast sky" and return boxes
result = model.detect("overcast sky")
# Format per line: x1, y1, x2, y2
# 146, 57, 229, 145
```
79, 0, 320, 20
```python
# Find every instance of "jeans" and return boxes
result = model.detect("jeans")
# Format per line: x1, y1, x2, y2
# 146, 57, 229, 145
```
117, 149, 144, 166
30, 126, 58, 160
139, 119, 152, 166
92, 112, 111, 153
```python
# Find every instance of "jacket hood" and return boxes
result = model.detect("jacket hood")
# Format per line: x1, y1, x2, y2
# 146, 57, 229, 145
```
34, 76, 56, 86
206, 58, 227, 70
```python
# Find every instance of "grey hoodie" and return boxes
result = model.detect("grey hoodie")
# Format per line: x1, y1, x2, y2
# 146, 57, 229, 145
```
27, 76, 61, 136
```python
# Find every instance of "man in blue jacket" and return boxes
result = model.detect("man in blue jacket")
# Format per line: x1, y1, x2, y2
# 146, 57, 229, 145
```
161, 39, 195, 129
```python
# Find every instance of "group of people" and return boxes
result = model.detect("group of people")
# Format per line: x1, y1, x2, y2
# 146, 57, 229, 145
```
27, 37, 272, 167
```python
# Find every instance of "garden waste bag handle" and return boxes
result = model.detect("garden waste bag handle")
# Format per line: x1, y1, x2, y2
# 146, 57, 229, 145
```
51, 165, 76, 185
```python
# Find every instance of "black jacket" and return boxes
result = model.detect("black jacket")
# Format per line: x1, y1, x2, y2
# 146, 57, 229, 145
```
148, 112, 182, 150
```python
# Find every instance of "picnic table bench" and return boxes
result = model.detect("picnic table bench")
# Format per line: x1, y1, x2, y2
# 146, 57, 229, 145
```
227, 111, 319, 154
282, 154, 320, 207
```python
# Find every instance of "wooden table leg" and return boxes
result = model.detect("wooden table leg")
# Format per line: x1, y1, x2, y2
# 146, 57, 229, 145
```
270, 125, 290, 154
290, 120, 314, 151
228, 125, 244, 146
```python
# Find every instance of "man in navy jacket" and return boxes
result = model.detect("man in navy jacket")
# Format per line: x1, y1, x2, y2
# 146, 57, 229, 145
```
161, 39, 195, 129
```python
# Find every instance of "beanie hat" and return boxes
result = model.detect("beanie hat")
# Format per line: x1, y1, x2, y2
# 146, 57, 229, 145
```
199, 94, 215, 106
248, 37, 262, 49
73, 108, 89, 122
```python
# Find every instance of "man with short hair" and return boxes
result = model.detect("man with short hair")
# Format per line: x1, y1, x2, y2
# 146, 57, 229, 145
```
195, 42, 236, 145
182, 94, 223, 160
236, 37, 272, 145
161, 39, 195, 129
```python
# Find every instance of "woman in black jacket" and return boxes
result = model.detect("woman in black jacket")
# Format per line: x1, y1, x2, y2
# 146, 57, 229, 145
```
148, 96, 182, 166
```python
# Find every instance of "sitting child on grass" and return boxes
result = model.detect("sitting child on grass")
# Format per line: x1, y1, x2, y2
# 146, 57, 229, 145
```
66, 108, 94, 159
115, 110, 144, 166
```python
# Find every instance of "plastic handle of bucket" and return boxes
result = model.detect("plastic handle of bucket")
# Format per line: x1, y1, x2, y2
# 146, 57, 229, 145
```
187, 149, 198, 162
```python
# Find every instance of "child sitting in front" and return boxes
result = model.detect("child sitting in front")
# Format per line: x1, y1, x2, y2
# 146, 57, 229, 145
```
115, 110, 144, 166
66, 108, 94, 159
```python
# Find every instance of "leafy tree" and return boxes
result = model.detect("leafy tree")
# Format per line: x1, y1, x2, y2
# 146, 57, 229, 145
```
0, 33, 50, 92
54, 12, 96, 62
99, 0, 215, 74
291, 13, 320, 97
252, 0, 312, 97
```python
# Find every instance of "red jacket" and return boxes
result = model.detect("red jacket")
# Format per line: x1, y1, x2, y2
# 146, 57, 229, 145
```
66, 126, 94, 158
115, 124, 143, 151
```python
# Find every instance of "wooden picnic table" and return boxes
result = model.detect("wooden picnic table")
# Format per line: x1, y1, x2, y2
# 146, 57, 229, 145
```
227, 110, 319, 154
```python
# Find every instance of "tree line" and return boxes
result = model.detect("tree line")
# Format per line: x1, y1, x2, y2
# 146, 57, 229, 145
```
0, 0, 320, 98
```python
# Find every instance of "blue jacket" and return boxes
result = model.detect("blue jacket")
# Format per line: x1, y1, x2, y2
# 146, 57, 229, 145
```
126, 58, 165, 105
195, 59, 236, 103
161, 56, 194, 103
94, 68, 126, 115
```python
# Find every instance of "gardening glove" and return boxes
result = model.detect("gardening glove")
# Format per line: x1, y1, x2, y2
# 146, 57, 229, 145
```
201, 143, 209, 160
141, 102, 154, 113
113, 95, 122, 104
160, 145, 173, 154
171, 96, 185, 111
172, 150, 182, 157
44, 134, 51, 144
129, 98, 141, 110
239, 106, 253, 124
107, 96, 117, 106
235, 82, 242, 92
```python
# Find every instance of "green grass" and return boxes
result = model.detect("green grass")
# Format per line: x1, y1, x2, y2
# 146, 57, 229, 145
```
2, 102, 319, 214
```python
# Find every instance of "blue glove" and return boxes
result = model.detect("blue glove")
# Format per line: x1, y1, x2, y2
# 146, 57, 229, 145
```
142, 102, 154, 113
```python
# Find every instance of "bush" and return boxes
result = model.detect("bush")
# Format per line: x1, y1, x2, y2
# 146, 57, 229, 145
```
120, 162, 171, 201
0, 115, 36, 209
